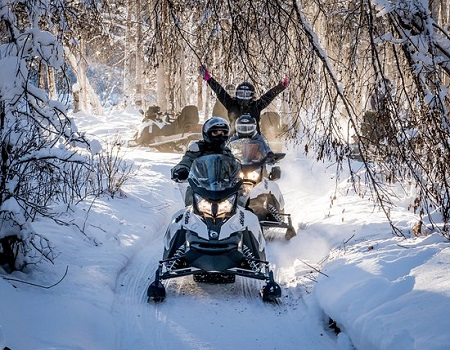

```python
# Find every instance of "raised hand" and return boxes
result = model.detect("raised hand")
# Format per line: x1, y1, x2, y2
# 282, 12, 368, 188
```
281, 75, 289, 88
199, 65, 211, 81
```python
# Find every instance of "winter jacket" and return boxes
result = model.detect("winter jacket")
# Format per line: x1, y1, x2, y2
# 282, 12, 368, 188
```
171, 140, 234, 175
207, 77, 286, 133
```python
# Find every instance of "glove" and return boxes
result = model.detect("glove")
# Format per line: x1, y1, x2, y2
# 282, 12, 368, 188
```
199, 65, 211, 81
172, 167, 189, 181
281, 75, 289, 88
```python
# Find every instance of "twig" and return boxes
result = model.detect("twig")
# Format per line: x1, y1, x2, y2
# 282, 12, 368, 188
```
299, 260, 329, 278
1, 265, 68, 289
344, 233, 355, 244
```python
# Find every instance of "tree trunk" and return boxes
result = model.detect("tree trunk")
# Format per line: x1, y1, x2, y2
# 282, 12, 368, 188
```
156, 48, 167, 112
64, 47, 102, 114
197, 76, 203, 113
79, 38, 88, 112
47, 66, 57, 100
134, 0, 143, 109
179, 43, 186, 110
123, 0, 135, 107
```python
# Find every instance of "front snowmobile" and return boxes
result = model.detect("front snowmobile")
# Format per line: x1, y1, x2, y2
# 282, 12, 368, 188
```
147, 154, 281, 303
228, 138, 296, 241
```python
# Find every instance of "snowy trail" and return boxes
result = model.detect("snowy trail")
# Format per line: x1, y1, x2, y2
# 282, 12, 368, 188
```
110, 148, 339, 349
113, 245, 338, 350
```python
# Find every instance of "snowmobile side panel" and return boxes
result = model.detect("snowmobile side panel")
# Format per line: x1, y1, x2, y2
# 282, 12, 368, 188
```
163, 209, 186, 250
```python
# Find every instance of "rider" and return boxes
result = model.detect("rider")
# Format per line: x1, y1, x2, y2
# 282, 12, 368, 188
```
171, 117, 233, 182
228, 114, 273, 154
199, 65, 289, 134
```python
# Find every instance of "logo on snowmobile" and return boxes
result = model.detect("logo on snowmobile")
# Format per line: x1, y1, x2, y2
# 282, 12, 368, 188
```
209, 230, 219, 239
184, 211, 190, 224
175, 213, 183, 223
239, 210, 245, 226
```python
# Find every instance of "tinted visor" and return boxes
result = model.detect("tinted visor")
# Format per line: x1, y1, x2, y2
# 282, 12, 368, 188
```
210, 128, 229, 137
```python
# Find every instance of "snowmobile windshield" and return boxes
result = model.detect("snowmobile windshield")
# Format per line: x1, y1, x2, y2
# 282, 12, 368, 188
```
228, 139, 267, 166
188, 154, 242, 199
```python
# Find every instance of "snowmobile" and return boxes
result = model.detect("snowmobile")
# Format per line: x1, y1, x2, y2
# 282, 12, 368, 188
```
147, 154, 282, 303
135, 105, 202, 152
227, 138, 296, 241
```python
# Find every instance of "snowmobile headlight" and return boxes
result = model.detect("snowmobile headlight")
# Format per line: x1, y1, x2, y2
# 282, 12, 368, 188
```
216, 195, 236, 217
240, 169, 261, 183
194, 194, 236, 218
195, 194, 213, 216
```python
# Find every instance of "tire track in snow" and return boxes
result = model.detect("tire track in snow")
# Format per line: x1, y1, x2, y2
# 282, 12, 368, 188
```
113, 240, 222, 349
113, 244, 163, 349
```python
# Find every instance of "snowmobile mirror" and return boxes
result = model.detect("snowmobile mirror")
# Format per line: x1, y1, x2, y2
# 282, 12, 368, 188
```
266, 152, 285, 164
269, 166, 281, 181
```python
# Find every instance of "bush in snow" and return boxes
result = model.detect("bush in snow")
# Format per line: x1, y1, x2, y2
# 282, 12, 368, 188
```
0, 3, 95, 271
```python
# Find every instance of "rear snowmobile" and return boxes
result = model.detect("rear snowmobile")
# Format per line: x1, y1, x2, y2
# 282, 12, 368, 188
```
135, 105, 202, 152
147, 154, 282, 302
228, 138, 296, 241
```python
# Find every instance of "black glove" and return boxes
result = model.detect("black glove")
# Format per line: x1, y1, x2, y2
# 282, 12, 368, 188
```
172, 167, 189, 181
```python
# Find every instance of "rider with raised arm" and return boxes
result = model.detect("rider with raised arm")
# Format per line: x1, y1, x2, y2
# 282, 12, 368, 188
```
199, 65, 289, 134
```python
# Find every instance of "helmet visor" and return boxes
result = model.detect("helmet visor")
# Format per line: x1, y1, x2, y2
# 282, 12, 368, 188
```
236, 89, 254, 100
237, 123, 256, 135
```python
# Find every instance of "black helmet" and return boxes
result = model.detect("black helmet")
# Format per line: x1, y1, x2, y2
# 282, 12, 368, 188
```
236, 114, 257, 137
202, 117, 230, 145
235, 82, 255, 105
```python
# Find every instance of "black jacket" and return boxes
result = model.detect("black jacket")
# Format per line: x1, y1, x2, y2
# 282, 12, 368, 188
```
207, 77, 286, 133
171, 140, 234, 175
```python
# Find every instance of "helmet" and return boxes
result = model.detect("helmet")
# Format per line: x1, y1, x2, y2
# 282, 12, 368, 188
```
236, 114, 257, 137
202, 117, 230, 145
235, 82, 255, 106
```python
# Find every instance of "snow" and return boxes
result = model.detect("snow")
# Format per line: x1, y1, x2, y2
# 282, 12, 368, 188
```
1, 109, 450, 350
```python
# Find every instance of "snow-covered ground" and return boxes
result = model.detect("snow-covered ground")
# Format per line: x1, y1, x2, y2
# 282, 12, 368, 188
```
1, 109, 449, 350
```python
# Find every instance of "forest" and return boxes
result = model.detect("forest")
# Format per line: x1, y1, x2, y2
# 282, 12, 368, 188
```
0, 0, 449, 269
